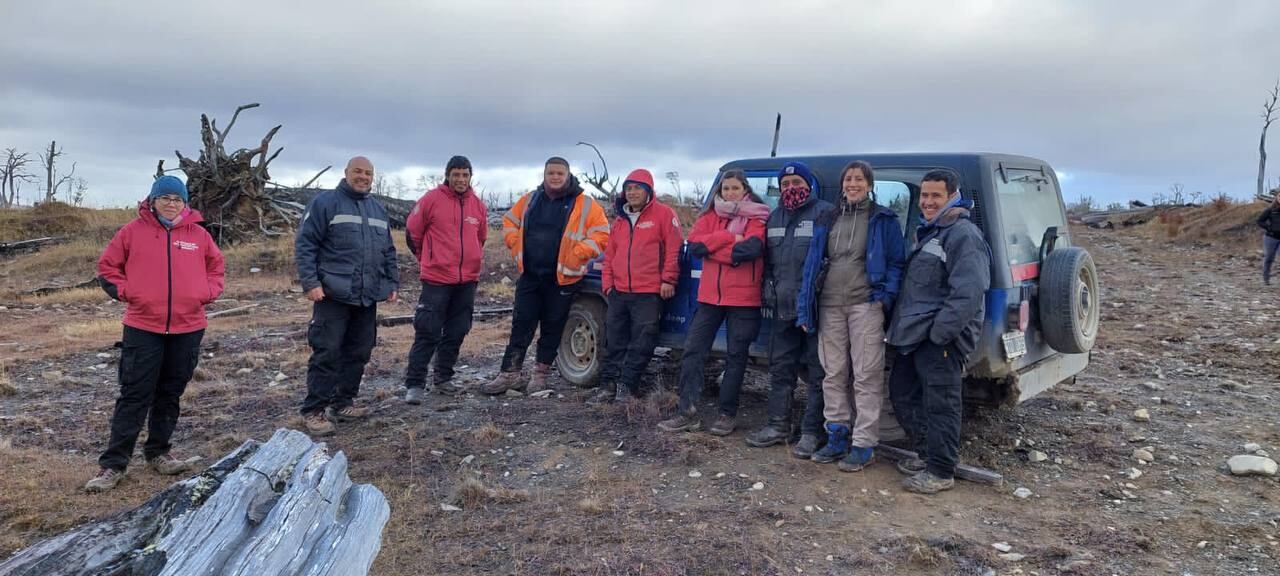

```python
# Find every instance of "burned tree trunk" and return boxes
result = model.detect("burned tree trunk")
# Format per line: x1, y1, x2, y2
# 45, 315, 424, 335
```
159, 103, 319, 244
0, 429, 390, 576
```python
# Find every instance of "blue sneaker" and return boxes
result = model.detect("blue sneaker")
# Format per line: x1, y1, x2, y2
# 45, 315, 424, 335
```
838, 445, 877, 472
810, 423, 851, 464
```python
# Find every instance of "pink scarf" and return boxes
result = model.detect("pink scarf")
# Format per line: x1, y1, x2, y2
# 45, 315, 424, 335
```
714, 196, 771, 235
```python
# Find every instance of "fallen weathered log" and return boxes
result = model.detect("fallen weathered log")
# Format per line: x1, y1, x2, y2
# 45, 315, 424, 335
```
21, 277, 99, 297
877, 444, 1004, 486
206, 303, 260, 319
0, 236, 66, 257
0, 428, 390, 576
379, 306, 514, 327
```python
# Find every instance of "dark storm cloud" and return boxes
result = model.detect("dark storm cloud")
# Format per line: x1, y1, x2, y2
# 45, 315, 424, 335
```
2, 0, 1278, 205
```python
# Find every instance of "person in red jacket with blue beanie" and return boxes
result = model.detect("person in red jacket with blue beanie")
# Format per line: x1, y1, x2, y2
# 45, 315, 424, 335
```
403, 156, 488, 402
588, 169, 682, 404
85, 175, 225, 493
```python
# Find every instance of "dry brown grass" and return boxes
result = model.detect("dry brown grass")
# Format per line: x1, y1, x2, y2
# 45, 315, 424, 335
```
450, 476, 530, 509
3, 238, 104, 280
576, 497, 606, 515
0, 361, 14, 396
59, 319, 120, 341
0, 203, 133, 243
16, 286, 104, 305
471, 422, 504, 444
1145, 201, 1269, 244
220, 236, 295, 274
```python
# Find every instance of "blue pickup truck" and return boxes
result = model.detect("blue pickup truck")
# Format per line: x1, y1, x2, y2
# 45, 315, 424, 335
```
555, 153, 1099, 407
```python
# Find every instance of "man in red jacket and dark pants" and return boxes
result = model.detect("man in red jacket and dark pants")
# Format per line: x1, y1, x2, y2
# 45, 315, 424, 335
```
403, 156, 488, 402
86, 175, 225, 492
588, 169, 682, 403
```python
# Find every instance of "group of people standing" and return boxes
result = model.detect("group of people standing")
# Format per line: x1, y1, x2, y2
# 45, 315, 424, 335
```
83, 154, 990, 496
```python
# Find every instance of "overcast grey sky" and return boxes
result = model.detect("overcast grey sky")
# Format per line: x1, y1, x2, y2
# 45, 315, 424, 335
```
2, 0, 1277, 207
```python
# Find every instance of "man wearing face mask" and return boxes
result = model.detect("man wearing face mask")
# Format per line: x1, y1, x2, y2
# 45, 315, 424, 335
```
588, 168, 682, 404
483, 157, 610, 395
886, 170, 990, 494
295, 156, 400, 437
746, 161, 834, 457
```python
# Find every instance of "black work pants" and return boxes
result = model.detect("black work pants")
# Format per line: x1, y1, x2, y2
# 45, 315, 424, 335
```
676, 304, 761, 417
99, 326, 204, 471
599, 291, 663, 394
501, 273, 577, 370
301, 299, 377, 415
887, 341, 964, 480
404, 281, 477, 389
764, 321, 825, 436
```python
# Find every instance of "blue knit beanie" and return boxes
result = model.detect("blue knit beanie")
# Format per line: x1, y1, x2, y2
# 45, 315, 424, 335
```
149, 176, 189, 203
778, 161, 817, 190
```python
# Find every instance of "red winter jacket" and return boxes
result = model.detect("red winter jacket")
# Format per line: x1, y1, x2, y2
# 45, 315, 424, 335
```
602, 184, 682, 294
688, 210, 766, 307
97, 203, 226, 334
406, 184, 488, 285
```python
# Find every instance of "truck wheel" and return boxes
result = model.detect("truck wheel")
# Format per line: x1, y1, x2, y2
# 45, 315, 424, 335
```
558, 297, 605, 387
1038, 246, 1100, 354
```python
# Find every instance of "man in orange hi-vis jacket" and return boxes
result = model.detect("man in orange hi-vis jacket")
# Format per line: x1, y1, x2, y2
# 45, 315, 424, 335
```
481, 156, 609, 395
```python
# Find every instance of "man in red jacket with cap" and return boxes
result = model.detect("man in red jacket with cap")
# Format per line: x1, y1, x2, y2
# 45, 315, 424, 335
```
403, 156, 488, 402
588, 169, 682, 404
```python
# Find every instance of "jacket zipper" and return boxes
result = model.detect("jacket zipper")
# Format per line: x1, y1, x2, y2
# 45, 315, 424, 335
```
626, 212, 636, 293
165, 227, 173, 334
715, 218, 725, 304
457, 194, 465, 283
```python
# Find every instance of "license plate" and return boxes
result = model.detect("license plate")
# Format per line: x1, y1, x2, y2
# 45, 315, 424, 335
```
1002, 330, 1027, 361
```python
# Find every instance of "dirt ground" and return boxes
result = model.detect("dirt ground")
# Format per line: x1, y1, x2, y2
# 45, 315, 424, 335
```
1, 224, 1278, 575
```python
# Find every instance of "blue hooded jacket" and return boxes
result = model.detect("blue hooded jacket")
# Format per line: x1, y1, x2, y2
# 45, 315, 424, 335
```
796, 202, 906, 330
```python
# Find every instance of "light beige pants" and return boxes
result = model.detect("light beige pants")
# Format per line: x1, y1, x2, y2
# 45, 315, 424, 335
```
816, 302, 886, 447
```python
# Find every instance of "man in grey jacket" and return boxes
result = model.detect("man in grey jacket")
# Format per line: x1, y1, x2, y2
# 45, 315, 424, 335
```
296, 156, 399, 437
886, 170, 990, 494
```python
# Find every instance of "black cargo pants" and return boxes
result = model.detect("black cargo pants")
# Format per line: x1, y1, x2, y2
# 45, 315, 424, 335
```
404, 280, 477, 389
887, 341, 964, 480
764, 321, 826, 436
599, 291, 662, 395
501, 273, 577, 370
301, 299, 377, 415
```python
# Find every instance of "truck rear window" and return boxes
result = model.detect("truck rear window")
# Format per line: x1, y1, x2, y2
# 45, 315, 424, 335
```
995, 170, 1066, 267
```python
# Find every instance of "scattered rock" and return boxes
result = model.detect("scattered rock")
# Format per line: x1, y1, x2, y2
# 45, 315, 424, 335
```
1126, 467, 1144, 480
500, 276, 513, 286
460, 455, 475, 465
528, 390, 554, 398
95, 352, 112, 359
611, 450, 624, 456
251, 358, 266, 369
440, 503, 462, 512
1029, 450, 1048, 463
1133, 449, 1155, 462
998, 552, 1026, 562
1227, 455, 1278, 476
504, 389, 524, 397
249, 267, 262, 273
803, 505, 814, 513
1013, 487, 1033, 499
1243, 442, 1262, 453
750, 482, 765, 491
1196, 540, 1208, 549
236, 367, 253, 375
1133, 408, 1151, 422
688, 470, 702, 478
41, 370, 63, 381
1057, 551, 1094, 572
991, 542, 1012, 552
1141, 381, 1164, 391
273, 372, 288, 382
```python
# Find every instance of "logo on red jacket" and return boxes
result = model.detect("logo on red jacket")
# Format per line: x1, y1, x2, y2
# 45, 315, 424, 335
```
465, 216, 480, 226
637, 221, 655, 229
174, 240, 199, 251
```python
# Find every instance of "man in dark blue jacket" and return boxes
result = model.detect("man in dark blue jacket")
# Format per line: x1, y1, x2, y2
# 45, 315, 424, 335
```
886, 170, 990, 494
746, 161, 833, 457
296, 156, 399, 436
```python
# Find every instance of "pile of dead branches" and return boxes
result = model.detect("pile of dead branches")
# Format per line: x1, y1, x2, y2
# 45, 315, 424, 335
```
157, 103, 328, 245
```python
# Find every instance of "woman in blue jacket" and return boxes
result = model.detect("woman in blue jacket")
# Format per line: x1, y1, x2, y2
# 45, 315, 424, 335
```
796, 160, 906, 471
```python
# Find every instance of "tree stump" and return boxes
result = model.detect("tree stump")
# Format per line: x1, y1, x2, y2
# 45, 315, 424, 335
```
0, 429, 390, 576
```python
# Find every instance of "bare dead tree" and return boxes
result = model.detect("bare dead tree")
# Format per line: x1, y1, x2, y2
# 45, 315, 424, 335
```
1, 148, 36, 208
39, 140, 75, 203
1259, 80, 1279, 202
72, 177, 89, 206
576, 141, 618, 203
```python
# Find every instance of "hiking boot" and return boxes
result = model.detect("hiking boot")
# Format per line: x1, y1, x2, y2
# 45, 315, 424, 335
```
745, 420, 790, 448
658, 409, 702, 433
708, 414, 736, 437
837, 446, 877, 472
405, 386, 425, 405
434, 379, 467, 396
587, 382, 616, 405
147, 452, 203, 476
84, 468, 125, 493
526, 363, 553, 393
304, 411, 335, 436
791, 433, 822, 459
327, 404, 370, 422
481, 370, 522, 395
811, 423, 851, 464
896, 456, 928, 476
903, 470, 955, 494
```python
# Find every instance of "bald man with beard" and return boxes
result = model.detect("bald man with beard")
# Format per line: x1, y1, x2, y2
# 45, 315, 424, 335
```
295, 156, 400, 436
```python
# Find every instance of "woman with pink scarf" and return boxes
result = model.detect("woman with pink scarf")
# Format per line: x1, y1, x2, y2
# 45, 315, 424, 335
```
659, 170, 770, 436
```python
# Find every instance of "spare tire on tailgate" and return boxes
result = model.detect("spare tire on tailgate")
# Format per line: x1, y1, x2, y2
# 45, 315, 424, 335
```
1038, 246, 1100, 354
